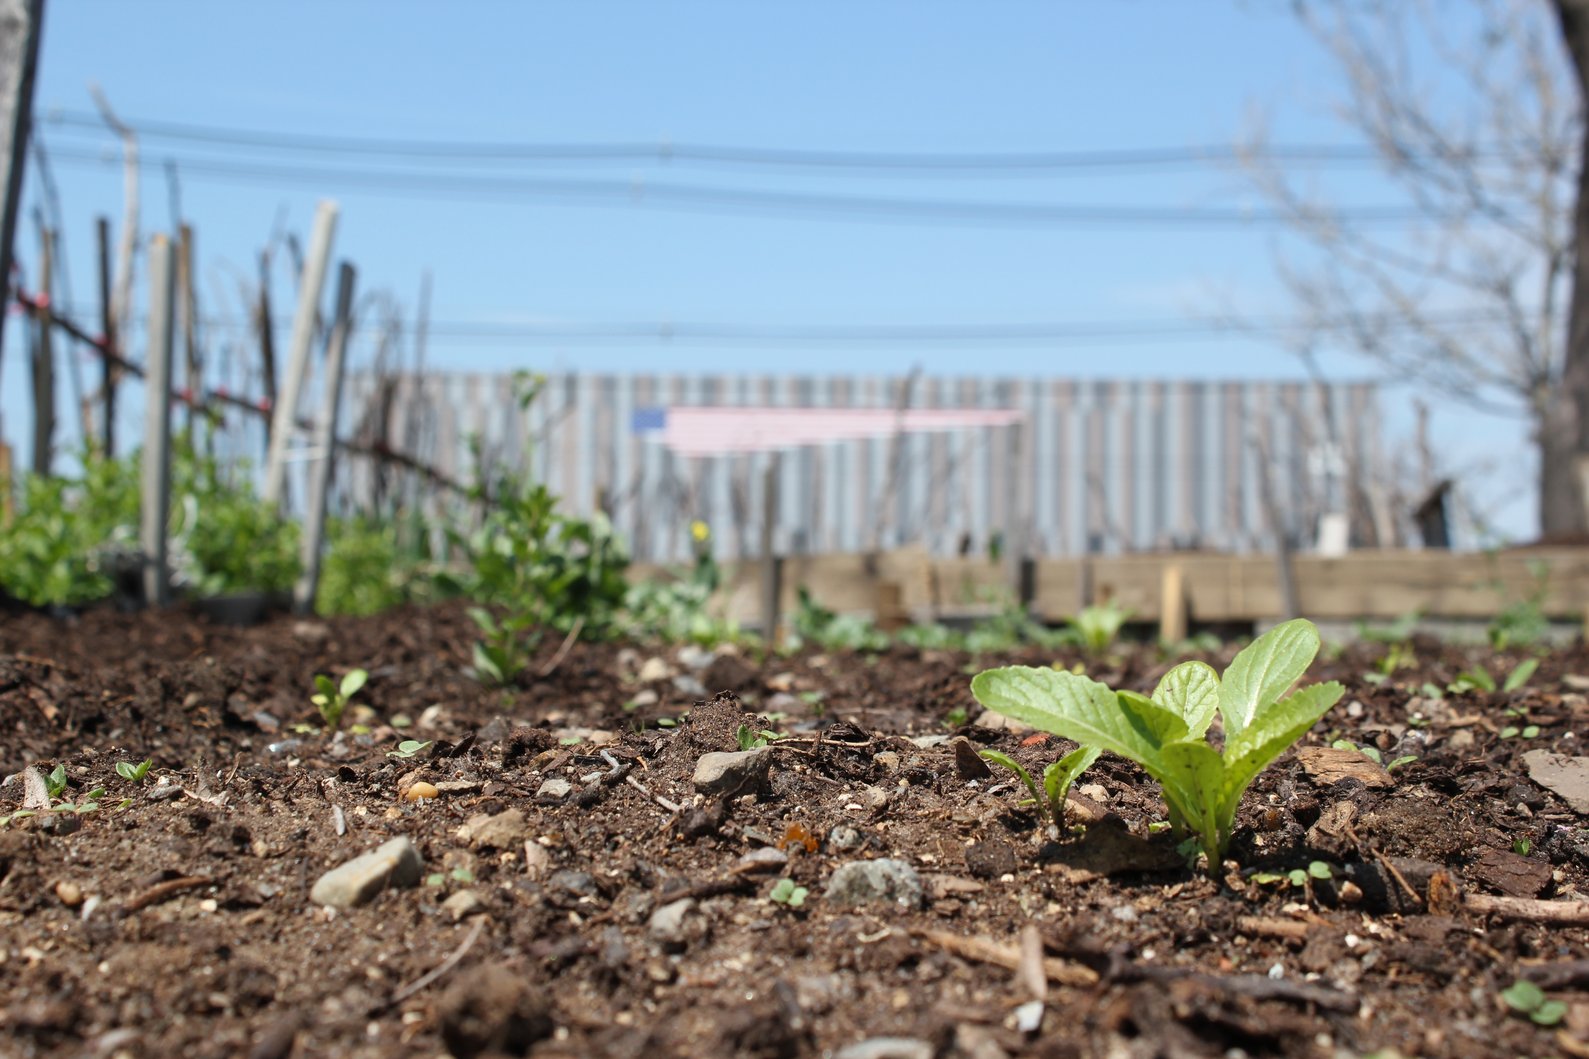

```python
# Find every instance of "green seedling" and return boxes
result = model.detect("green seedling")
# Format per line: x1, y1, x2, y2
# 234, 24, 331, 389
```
1514, 837, 1534, 856
971, 618, 1343, 868
387, 739, 432, 760
45, 763, 68, 800
115, 759, 153, 782
1500, 979, 1566, 1026
1332, 739, 1383, 765
311, 668, 368, 730
978, 744, 1102, 834
769, 877, 809, 908
1447, 657, 1538, 696
943, 706, 971, 730
1070, 601, 1130, 657
735, 724, 781, 751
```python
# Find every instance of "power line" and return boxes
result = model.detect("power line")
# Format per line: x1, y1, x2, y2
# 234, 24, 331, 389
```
41, 143, 1470, 229
63, 305, 1532, 348
40, 108, 1516, 174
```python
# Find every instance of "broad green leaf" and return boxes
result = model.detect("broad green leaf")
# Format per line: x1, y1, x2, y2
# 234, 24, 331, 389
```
1216, 681, 1344, 844
1043, 745, 1102, 814
1115, 690, 1191, 745
979, 749, 1042, 808
1158, 741, 1224, 863
340, 668, 369, 699
314, 674, 336, 699
972, 667, 1174, 766
1151, 661, 1221, 739
1501, 979, 1545, 1013
1502, 657, 1539, 693
1218, 619, 1320, 738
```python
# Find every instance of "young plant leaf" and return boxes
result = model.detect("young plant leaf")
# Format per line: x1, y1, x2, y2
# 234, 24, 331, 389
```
970, 667, 1177, 766
340, 668, 369, 699
1151, 660, 1221, 739
1217, 619, 1320, 738
1042, 745, 1102, 818
1215, 681, 1345, 847
1502, 657, 1539, 693
978, 749, 1042, 808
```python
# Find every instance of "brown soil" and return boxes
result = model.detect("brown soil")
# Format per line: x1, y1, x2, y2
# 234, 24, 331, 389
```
3, 605, 1589, 1058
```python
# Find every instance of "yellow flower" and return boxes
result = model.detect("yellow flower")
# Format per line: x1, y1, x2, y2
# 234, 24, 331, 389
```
690, 520, 711, 542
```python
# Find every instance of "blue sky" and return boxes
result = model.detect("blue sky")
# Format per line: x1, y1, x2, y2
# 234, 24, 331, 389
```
3, 1, 1543, 538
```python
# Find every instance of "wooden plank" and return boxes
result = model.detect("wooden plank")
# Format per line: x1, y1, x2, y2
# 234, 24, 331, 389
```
141, 234, 176, 608
294, 262, 356, 614
263, 200, 338, 508
0, 0, 42, 369
632, 548, 1589, 626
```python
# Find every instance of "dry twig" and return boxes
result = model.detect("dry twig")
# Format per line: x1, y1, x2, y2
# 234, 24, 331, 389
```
387, 919, 486, 1007
912, 928, 1099, 988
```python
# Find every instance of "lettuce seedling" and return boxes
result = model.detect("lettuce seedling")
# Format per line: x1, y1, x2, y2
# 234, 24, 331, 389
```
311, 668, 368, 730
978, 744, 1101, 834
970, 618, 1343, 868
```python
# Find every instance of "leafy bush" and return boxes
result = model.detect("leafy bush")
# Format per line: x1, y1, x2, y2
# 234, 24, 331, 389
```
0, 452, 139, 607
317, 514, 443, 617
454, 462, 630, 684
971, 619, 1343, 868
787, 587, 890, 652
170, 447, 299, 595
625, 538, 746, 644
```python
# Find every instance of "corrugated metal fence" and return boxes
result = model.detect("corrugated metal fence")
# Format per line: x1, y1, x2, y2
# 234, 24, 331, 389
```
340, 373, 1381, 563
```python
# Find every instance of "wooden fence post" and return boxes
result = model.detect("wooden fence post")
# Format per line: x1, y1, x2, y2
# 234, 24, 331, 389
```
141, 234, 176, 607
30, 223, 53, 475
96, 215, 117, 455
1159, 561, 1188, 645
0, 0, 43, 370
295, 261, 356, 614
263, 200, 338, 508
760, 453, 783, 644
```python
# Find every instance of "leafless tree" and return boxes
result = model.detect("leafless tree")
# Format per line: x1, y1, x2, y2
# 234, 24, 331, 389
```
1239, 0, 1588, 537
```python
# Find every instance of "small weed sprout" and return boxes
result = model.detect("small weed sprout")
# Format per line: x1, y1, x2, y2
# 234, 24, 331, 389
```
735, 724, 781, 751
769, 877, 809, 908
1500, 979, 1566, 1026
1070, 601, 1130, 657
387, 739, 432, 760
972, 618, 1343, 868
311, 668, 368, 730
45, 763, 68, 800
978, 744, 1101, 836
115, 759, 153, 782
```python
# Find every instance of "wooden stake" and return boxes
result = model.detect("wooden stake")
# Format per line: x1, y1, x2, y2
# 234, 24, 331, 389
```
141, 234, 176, 607
760, 453, 783, 644
295, 261, 356, 614
29, 223, 53, 476
0, 0, 43, 369
0, 441, 13, 523
263, 200, 338, 509
96, 215, 117, 455
1159, 561, 1188, 645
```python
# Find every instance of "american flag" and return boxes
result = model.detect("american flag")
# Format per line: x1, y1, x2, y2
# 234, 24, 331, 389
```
633, 405, 1024, 458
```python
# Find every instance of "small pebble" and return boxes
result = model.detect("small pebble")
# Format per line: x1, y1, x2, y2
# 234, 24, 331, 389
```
403, 781, 440, 801
54, 881, 83, 907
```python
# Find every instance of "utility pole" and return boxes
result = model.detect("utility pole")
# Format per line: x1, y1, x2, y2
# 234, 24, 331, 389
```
0, 0, 45, 368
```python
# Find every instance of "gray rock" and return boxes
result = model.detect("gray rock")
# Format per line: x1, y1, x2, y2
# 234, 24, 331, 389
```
648, 897, 696, 948
672, 674, 708, 698
547, 870, 599, 899
827, 824, 865, 851
442, 889, 487, 920
677, 644, 717, 671
456, 808, 528, 850
824, 858, 923, 909
909, 734, 951, 749
736, 847, 790, 874
637, 657, 674, 683
834, 1038, 934, 1059
535, 778, 572, 804
693, 747, 771, 797
310, 836, 423, 908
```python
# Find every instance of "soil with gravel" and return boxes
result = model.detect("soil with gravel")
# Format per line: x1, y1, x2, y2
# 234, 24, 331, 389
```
3, 601, 1589, 1058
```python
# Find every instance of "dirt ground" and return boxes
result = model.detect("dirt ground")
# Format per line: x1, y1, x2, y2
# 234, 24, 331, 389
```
3, 602, 1589, 1058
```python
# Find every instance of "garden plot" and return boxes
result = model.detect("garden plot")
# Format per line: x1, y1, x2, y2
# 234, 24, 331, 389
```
2, 602, 1589, 1058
